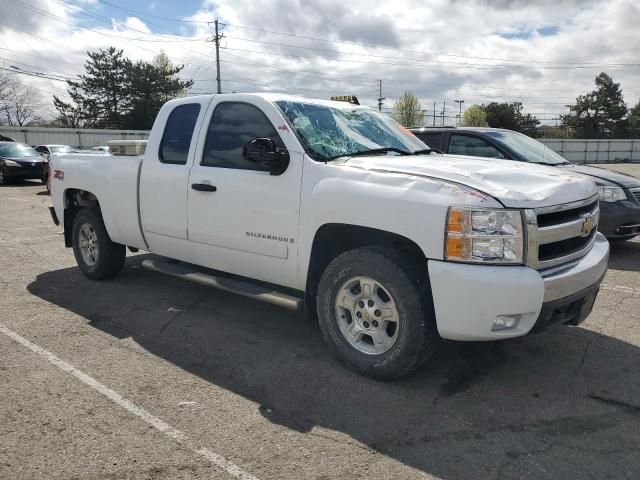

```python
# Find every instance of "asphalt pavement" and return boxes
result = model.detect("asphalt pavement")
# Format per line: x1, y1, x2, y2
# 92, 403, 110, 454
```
1, 166, 639, 480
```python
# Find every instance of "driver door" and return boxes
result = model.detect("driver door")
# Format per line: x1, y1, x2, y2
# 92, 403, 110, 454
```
187, 97, 303, 289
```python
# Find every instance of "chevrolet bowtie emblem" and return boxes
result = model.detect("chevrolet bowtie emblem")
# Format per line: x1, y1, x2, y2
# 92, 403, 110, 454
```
581, 213, 596, 237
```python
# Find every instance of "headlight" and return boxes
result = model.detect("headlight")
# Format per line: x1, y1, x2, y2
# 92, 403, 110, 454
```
3, 160, 20, 167
445, 207, 524, 264
598, 186, 626, 202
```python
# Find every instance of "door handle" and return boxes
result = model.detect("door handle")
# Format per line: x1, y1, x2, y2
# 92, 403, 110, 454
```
191, 183, 217, 192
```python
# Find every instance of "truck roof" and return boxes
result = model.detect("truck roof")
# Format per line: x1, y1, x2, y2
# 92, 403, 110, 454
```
178, 93, 372, 110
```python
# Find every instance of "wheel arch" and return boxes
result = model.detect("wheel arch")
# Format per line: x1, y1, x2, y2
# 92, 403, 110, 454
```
304, 223, 430, 320
62, 188, 100, 247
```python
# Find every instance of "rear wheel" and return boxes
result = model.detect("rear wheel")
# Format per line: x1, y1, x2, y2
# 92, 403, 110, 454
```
72, 208, 126, 280
0, 168, 7, 185
317, 246, 438, 380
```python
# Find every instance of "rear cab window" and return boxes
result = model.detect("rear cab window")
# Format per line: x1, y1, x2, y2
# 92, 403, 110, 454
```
159, 103, 201, 165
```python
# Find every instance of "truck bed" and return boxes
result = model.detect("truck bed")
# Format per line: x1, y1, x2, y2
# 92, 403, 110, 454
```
50, 153, 147, 250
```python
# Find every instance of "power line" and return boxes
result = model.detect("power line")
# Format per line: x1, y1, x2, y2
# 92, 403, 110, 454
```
220, 45, 636, 72
220, 22, 639, 67
221, 34, 640, 69
95, 0, 209, 24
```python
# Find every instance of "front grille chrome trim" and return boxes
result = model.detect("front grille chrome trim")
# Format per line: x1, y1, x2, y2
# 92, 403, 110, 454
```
534, 194, 599, 215
525, 194, 600, 270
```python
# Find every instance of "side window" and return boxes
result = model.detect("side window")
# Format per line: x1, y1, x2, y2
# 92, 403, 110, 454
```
415, 132, 444, 151
159, 103, 201, 165
449, 134, 505, 159
202, 102, 284, 170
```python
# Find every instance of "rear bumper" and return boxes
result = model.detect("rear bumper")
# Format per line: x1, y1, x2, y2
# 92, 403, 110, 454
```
428, 233, 609, 341
598, 200, 640, 238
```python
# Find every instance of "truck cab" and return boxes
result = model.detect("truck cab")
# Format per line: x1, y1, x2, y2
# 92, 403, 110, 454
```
49, 94, 609, 379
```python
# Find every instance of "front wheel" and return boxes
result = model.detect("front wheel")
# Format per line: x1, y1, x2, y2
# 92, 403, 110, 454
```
72, 208, 126, 280
317, 246, 439, 380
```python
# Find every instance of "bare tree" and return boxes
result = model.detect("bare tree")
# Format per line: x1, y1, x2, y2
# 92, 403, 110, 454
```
392, 91, 424, 127
0, 71, 11, 121
0, 76, 41, 126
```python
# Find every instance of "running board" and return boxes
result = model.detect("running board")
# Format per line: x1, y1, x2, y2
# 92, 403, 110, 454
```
141, 259, 303, 311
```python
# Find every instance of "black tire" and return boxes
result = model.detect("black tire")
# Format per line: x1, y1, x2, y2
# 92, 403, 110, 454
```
316, 246, 439, 380
0, 167, 9, 185
71, 208, 126, 280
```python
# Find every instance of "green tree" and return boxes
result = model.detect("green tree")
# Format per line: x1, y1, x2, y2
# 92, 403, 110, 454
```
54, 47, 193, 130
561, 73, 628, 138
460, 104, 488, 127
392, 91, 424, 127
482, 102, 539, 136
125, 52, 193, 130
625, 100, 640, 138
54, 47, 133, 129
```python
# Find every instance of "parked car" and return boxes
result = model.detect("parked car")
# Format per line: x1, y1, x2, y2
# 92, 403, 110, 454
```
410, 127, 640, 240
0, 142, 47, 186
34, 145, 78, 193
49, 94, 608, 379
35, 144, 77, 160
0, 134, 16, 142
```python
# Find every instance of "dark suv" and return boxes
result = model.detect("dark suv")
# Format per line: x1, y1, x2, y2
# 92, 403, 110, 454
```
410, 127, 640, 240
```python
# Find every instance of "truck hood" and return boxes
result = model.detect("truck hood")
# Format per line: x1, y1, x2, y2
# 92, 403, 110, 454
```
557, 163, 640, 188
341, 153, 597, 209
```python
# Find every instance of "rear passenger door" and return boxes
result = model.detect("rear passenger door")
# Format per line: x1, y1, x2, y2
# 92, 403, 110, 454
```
139, 98, 211, 262
447, 133, 506, 159
186, 97, 303, 289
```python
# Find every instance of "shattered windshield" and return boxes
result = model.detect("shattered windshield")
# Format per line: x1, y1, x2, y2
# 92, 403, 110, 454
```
275, 100, 427, 161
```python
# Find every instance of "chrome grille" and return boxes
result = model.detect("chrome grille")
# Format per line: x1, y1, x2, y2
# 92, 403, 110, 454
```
526, 195, 599, 269
630, 187, 640, 203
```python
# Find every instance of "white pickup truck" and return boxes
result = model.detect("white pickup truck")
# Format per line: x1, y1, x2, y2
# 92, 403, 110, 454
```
49, 93, 609, 379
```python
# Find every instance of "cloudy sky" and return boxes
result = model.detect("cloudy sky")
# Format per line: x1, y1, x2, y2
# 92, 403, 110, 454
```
1, 0, 639, 124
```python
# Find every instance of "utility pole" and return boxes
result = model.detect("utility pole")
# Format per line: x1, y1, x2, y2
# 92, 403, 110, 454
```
377, 80, 385, 112
454, 99, 464, 126
212, 19, 223, 94
433, 101, 436, 126
441, 100, 446, 126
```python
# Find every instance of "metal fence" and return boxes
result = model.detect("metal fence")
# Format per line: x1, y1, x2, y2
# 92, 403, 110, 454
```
0, 126, 149, 148
539, 139, 640, 164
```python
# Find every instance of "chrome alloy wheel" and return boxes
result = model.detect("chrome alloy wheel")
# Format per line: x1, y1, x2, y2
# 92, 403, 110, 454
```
334, 276, 400, 355
78, 223, 99, 266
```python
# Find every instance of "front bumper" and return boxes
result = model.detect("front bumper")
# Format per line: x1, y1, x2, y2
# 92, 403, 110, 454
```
428, 232, 609, 341
3, 165, 46, 180
598, 199, 640, 238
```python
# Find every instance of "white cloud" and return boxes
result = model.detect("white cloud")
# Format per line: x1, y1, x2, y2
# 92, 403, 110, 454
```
1, 0, 639, 124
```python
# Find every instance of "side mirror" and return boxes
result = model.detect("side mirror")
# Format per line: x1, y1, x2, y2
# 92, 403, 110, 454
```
243, 138, 289, 175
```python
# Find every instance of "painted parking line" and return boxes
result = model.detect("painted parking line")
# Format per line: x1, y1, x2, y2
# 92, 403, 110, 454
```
601, 283, 639, 295
0, 323, 260, 480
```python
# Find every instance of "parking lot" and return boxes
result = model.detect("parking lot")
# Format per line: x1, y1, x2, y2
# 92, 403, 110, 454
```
1, 166, 639, 480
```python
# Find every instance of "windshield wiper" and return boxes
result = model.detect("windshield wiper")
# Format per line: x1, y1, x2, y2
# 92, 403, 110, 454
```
328, 147, 413, 161
412, 148, 433, 155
